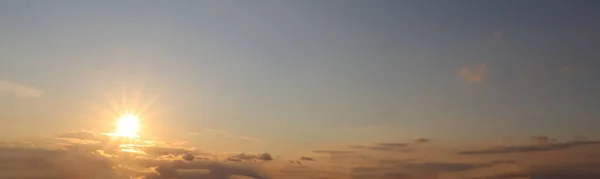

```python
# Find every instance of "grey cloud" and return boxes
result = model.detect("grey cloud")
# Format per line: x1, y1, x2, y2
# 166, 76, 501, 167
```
492, 29, 503, 39
348, 142, 409, 152
313, 150, 354, 154
414, 138, 431, 144
377, 143, 407, 147
182, 153, 195, 161
227, 153, 272, 162
457, 140, 600, 155
300, 156, 315, 161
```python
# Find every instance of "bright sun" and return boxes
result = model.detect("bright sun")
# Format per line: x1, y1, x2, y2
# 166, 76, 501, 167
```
116, 113, 140, 138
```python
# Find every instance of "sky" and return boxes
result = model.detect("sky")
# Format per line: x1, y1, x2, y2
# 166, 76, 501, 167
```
1, 1, 600, 179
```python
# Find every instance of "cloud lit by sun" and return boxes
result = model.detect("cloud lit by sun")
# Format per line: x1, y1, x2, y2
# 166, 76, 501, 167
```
116, 113, 140, 138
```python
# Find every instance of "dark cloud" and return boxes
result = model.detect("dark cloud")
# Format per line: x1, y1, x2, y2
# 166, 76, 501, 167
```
377, 143, 408, 147
182, 153, 195, 161
457, 140, 600, 155
227, 153, 273, 162
300, 156, 316, 161
289, 160, 302, 165
313, 150, 355, 154
414, 138, 431, 144
259, 153, 273, 161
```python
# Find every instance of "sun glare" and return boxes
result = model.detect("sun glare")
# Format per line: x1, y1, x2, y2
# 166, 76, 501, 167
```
116, 113, 140, 138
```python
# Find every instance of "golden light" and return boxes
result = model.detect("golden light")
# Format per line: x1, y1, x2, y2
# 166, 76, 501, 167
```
116, 113, 140, 138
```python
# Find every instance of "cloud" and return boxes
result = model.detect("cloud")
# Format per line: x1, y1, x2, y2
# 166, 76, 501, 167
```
0, 79, 44, 97
203, 128, 233, 137
492, 29, 503, 39
226, 153, 273, 162
182, 153, 195, 161
561, 67, 574, 73
58, 130, 103, 141
239, 136, 261, 143
459, 64, 487, 83
414, 138, 431, 144
44, 130, 274, 178
402, 160, 515, 172
457, 140, 600, 155
312, 150, 355, 155
352, 172, 411, 179
300, 156, 315, 161
348, 142, 409, 152
5, 130, 600, 179
532, 136, 550, 145
470, 163, 600, 179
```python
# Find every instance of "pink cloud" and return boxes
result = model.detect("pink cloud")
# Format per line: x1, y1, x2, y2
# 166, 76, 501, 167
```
459, 64, 487, 83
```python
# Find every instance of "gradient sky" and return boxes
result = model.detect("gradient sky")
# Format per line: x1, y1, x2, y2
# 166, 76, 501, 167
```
1, 0, 600, 154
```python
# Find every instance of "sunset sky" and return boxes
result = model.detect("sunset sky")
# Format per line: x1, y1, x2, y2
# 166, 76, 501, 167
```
1, 1, 600, 179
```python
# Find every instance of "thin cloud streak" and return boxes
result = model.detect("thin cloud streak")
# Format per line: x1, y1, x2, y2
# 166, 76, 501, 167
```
0, 79, 44, 97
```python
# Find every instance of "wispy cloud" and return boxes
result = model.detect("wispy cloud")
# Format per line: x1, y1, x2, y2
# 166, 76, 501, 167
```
239, 136, 261, 143
414, 138, 431, 144
457, 140, 600, 155
300, 156, 316, 161
0, 79, 44, 97
348, 142, 410, 152
459, 64, 487, 83
492, 29, 503, 39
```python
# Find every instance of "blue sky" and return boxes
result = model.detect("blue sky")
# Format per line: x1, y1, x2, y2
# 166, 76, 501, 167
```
1, 0, 600, 152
